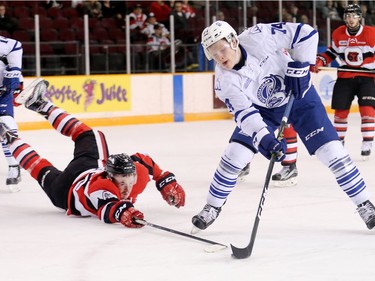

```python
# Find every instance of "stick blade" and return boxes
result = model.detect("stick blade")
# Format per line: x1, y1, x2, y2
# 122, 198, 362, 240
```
204, 244, 228, 253
230, 244, 252, 259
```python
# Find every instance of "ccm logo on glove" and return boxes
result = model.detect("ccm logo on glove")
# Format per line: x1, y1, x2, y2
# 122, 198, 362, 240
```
286, 68, 309, 77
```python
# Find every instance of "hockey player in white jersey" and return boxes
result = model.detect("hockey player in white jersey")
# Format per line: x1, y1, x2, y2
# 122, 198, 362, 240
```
0, 35, 23, 190
191, 21, 375, 232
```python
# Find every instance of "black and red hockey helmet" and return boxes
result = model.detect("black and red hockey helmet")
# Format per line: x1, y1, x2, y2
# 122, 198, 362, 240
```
343, 4, 362, 18
105, 153, 136, 176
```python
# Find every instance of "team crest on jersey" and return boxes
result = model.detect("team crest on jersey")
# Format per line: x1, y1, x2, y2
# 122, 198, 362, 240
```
102, 191, 114, 200
257, 74, 286, 107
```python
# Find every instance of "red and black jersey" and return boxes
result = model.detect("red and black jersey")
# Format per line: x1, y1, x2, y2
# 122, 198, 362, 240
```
66, 152, 164, 223
319, 25, 375, 78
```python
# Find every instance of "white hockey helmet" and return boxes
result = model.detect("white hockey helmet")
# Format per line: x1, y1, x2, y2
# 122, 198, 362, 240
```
201, 21, 238, 60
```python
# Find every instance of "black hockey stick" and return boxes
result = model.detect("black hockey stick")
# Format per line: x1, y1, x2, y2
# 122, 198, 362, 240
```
319, 66, 375, 74
135, 219, 228, 248
231, 94, 295, 259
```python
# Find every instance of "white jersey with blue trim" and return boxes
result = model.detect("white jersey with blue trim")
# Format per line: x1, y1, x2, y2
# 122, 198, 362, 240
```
0, 36, 23, 84
214, 22, 318, 137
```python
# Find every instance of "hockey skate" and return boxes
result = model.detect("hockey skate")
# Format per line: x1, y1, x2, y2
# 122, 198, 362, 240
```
271, 163, 298, 187
0, 122, 18, 144
14, 78, 50, 113
6, 165, 21, 192
191, 204, 221, 234
357, 200, 375, 230
361, 141, 372, 161
237, 163, 250, 182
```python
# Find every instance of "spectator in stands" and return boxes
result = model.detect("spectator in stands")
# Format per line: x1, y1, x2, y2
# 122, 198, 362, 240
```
290, 4, 301, 22
181, 0, 196, 19
216, 11, 225, 21
300, 14, 309, 24
82, 0, 103, 18
277, 7, 289, 22
71, 0, 84, 8
170, 1, 190, 41
141, 12, 170, 38
128, 4, 147, 41
146, 24, 171, 70
336, 0, 347, 19
360, 3, 373, 26
100, 0, 117, 18
0, 5, 17, 34
282, 11, 293, 23
149, 1, 172, 29
322, 0, 341, 21
43, 0, 63, 9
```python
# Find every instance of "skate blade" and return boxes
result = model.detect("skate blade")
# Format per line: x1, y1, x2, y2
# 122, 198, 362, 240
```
8, 185, 21, 193
273, 177, 297, 187
191, 226, 201, 234
15, 78, 45, 105
362, 155, 370, 161
237, 176, 247, 183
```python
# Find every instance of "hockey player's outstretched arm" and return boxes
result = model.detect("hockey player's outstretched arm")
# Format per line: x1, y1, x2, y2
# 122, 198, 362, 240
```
131, 152, 186, 208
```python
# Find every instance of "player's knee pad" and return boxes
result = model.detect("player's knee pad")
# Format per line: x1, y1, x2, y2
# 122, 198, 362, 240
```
334, 109, 350, 121
220, 142, 254, 174
315, 140, 348, 167
334, 109, 349, 119
359, 106, 375, 119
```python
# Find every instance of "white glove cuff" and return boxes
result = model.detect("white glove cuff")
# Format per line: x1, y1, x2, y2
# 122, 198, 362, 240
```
252, 127, 270, 150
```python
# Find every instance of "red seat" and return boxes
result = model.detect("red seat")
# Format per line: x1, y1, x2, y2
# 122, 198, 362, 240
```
32, 7, 47, 16
52, 17, 70, 30
59, 28, 76, 41
13, 6, 31, 18
39, 16, 54, 29
41, 29, 59, 41
64, 42, 80, 55
12, 30, 32, 42
22, 43, 35, 55
89, 18, 100, 30
18, 17, 35, 31
91, 27, 110, 42
61, 7, 80, 19
71, 17, 84, 30
0, 30, 11, 38
75, 27, 84, 41
40, 44, 54, 54
108, 28, 125, 42
47, 7, 62, 18
100, 18, 117, 30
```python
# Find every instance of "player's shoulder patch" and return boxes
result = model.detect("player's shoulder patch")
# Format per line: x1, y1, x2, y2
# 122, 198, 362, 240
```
248, 24, 262, 34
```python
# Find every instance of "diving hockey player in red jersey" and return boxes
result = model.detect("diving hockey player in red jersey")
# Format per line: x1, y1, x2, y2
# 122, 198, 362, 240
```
0, 79, 185, 228
311, 4, 375, 160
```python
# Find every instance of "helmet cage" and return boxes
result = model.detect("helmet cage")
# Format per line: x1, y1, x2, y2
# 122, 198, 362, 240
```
201, 21, 237, 60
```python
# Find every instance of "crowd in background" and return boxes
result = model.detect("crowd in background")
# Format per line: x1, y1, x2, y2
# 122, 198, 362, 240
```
0, 1, 374, 74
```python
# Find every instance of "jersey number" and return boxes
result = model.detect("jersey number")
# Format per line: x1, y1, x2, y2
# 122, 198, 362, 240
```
271, 23, 287, 35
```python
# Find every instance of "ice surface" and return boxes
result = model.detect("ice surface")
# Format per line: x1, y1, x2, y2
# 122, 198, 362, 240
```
1, 113, 374, 281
